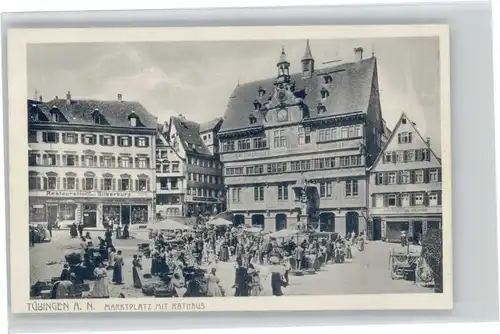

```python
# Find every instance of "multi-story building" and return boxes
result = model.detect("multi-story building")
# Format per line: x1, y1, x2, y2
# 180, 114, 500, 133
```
218, 42, 387, 235
164, 115, 225, 216
155, 122, 185, 217
28, 92, 157, 229
368, 113, 442, 242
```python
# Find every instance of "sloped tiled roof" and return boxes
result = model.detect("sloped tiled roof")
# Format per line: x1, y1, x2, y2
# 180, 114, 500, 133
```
34, 98, 157, 129
170, 116, 212, 156
199, 117, 223, 133
220, 56, 377, 133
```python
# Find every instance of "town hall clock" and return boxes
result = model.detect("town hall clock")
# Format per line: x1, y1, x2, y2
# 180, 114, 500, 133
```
277, 109, 288, 122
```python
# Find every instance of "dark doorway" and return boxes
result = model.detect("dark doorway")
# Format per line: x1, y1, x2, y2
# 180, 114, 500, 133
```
372, 217, 382, 241
47, 205, 58, 226
319, 212, 335, 232
412, 221, 423, 243
121, 205, 131, 225
251, 214, 265, 228
275, 214, 287, 231
82, 204, 97, 228
234, 214, 245, 227
345, 212, 359, 235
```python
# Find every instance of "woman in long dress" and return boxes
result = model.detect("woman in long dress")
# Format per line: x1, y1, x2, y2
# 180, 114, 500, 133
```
91, 262, 110, 298
132, 254, 144, 289
169, 272, 187, 297
107, 247, 116, 270
206, 268, 223, 297
268, 256, 284, 296
357, 235, 365, 252
112, 250, 124, 284
248, 268, 263, 296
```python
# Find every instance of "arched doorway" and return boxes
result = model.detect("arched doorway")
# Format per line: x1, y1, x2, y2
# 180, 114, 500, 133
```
234, 214, 245, 227
319, 212, 335, 232
251, 214, 265, 228
275, 214, 287, 231
345, 212, 359, 235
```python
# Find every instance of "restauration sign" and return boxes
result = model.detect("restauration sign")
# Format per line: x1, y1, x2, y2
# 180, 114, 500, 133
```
45, 191, 132, 198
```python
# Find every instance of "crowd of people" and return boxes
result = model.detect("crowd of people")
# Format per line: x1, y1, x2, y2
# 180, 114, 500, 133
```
47, 219, 366, 299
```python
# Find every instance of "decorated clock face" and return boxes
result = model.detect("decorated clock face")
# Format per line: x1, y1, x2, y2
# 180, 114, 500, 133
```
277, 109, 288, 122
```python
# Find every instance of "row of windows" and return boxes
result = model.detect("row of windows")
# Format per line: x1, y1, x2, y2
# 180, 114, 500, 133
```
157, 179, 180, 190
225, 155, 363, 176
156, 161, 181, 173
221, 137, 268, 153
187, 156, 222, 169
374, 169, 441, 185
28, 152, 154, 169
188, 173, 222, 184
397, 132, 412, 144
29, 131, 151, 147
186, 188, 222, 198
230, 180, 359, 203
28, 176, 151, 191
220, 124, 363, 152
384, 148, 431, 163
372, 192, 442, 208
317, 125, 363, 143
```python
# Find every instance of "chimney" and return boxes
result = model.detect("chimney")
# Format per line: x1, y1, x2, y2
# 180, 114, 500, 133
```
39, 95, 43, 102
55, 96, 59, 100
426, 137, 431, 146
117, 93, 122, 102
354, 47, 364, 61
66, 91, 72, 105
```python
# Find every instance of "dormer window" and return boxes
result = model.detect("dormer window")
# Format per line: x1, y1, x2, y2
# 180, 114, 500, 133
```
49, 106, 59, 122
253, 99, 261, 111
323, 75, 333, 84
249, 115, 257, 125
320, 87, 330, 99
128, 110, 139, 127
92, 108, 107, 125
257, 86, 266, 98
317, 102, 327, 114
402, 117, 407, 124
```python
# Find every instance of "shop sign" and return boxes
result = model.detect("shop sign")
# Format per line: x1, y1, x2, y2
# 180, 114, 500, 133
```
45, 190, 132, 198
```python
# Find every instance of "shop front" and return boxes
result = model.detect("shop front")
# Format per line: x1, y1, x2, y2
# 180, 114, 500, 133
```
185, 195, 223, 217
29, 190, 154, 229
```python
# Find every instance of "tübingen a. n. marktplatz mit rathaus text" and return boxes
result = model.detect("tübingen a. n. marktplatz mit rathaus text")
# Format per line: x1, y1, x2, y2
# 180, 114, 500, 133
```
28, 41, 443, 300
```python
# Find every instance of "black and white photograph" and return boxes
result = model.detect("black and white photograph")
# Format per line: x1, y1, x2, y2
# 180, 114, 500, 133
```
7, 25, 452, 312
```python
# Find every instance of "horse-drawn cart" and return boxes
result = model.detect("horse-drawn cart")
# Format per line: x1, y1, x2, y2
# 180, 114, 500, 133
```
389, 248, 434, 284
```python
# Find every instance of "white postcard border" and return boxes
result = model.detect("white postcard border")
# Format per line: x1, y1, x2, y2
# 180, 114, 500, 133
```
7, 24, 452, 313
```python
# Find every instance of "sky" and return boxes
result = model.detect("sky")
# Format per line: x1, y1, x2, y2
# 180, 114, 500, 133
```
27, 36, 441, 152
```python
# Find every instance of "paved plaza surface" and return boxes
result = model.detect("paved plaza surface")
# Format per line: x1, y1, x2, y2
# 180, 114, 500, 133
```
30, 230, 432, 298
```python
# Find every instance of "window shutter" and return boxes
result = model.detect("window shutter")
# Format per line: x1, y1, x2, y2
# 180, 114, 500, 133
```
424, 169, 429, 183
63, 178, 67, 189
42, 154, 48, 165
383, 194, 388, 206
146, 158, 150, 168
43, 177, 47, 190
112, 179, 116, 191
62, 133, 67, 143
99, 135, 103, 145
129, 157, 133, 166
74, 134, 78, 144
383, 172, 388, 185
42, 132, 47, 142
56, 155, 60, 166
145, 138, 150, 147
92, 135, 97, 144
55, 133, 60, 143
409, 170, 415, 184
56, 177, 60, 190
81, 178, 86, 190
93, 156, 97, 166
147, 180, 150, 191
62, 154, 67, 166
100, 179, 104, 190
135, 180, 139, 191
134, 137, 139, 147
75, 178, 79, 190
94, 178, 98, 190
135, 157, 139, 168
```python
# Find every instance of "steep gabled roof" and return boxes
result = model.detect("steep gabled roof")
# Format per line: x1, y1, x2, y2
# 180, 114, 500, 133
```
220, 56, 377, 133
370, 112, 441, 171
199, 117, 223, 133
170, 116, 212, 156
34, 98, 157, 129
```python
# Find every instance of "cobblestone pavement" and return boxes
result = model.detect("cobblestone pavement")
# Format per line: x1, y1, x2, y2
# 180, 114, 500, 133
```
30, 230, 432, 298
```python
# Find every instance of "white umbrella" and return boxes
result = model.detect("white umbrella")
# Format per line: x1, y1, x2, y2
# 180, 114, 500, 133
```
243, 227, 263, 233
269, 228, 300, 239
208, 217, 233, 227
147, 218, 192, 231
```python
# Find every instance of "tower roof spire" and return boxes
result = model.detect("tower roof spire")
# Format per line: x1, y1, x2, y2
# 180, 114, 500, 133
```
277, 46, 289, 65
302, 39, 313, 60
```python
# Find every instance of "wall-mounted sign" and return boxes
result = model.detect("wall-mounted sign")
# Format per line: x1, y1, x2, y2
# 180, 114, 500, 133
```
45, 191, 132, 198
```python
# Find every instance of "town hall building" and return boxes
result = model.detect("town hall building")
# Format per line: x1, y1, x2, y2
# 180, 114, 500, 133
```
218, 41, 388, 235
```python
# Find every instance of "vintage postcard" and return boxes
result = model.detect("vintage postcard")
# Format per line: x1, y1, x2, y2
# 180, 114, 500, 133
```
7, 25, 452, 313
